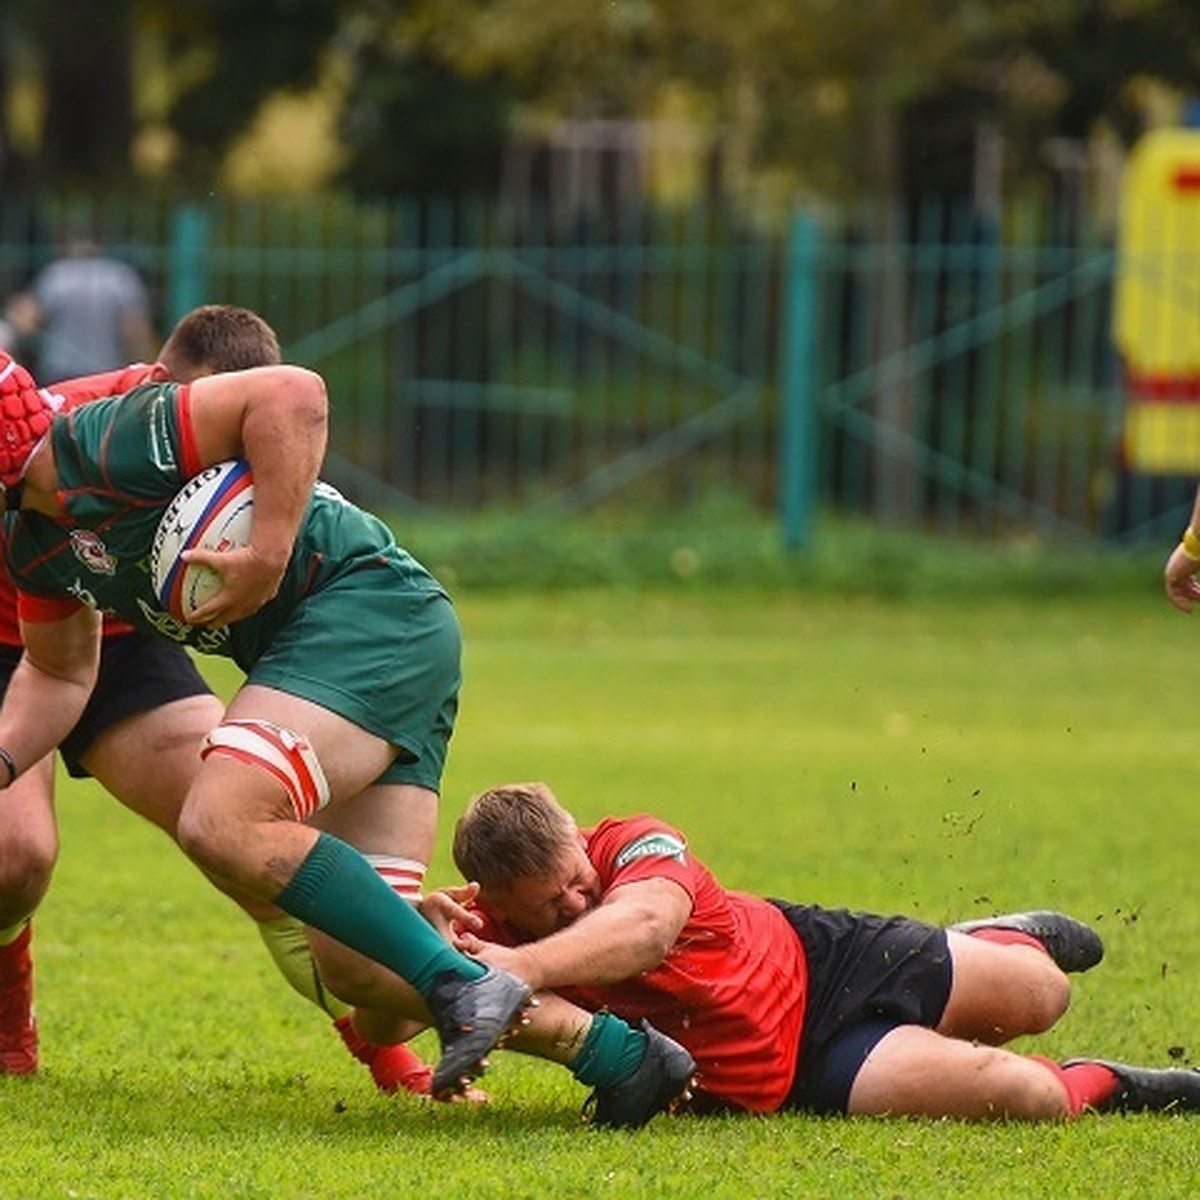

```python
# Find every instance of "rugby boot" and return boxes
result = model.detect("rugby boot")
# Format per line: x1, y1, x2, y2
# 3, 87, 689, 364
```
427, 967, 532, 1098
0, 924, 37, 1075
1062, 1059, 1200, 1113
948, 910, 1104, 973
585, 1020, 696, 1129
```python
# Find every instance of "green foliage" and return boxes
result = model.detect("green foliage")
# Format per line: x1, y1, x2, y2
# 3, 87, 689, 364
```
160, 0, 341, 185
9, 1, 1200, 199
337, 45, 512, 196
390, 506, 1165, 602
3, 586, 1199, 1196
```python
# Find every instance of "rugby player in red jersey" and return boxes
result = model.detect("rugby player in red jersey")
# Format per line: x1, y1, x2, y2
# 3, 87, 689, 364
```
447, 782, 1200, 1119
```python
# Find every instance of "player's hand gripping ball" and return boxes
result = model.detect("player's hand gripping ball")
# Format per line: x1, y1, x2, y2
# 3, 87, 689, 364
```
151, 459, 254, 620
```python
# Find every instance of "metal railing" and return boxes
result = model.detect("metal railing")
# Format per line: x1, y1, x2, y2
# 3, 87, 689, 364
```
1, 190, 1180, 546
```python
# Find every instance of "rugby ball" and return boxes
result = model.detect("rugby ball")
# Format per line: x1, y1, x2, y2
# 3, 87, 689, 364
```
151, 459, 254, 619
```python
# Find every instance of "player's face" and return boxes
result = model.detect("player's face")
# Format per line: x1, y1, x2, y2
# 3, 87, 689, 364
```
490, 840, 601, 937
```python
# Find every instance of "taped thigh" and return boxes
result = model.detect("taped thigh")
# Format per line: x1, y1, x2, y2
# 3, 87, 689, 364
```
200, 719, 330, 821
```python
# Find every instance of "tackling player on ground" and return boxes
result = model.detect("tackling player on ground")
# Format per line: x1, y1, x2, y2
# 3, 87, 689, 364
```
443, 781, 1200, 1120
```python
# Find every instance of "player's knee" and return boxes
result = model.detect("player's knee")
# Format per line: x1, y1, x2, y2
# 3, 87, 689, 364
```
1017, 962, 1072, 1034
174, 788, 230, 875
0, 833, 55, 915
178, 719, 332, 882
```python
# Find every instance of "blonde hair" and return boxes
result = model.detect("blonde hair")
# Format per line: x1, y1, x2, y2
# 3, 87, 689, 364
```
453, 782, 578, 889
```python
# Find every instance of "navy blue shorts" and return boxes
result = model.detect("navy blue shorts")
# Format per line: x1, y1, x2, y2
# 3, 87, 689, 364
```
0, 633, 213, 778
769, 902, 953, 1114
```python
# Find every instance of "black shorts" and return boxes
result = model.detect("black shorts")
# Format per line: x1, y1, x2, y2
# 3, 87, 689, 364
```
0, 633, 214, 778
770, 902, 953, 1115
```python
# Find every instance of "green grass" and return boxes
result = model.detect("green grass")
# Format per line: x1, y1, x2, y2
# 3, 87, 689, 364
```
5, 585, 1200, 1197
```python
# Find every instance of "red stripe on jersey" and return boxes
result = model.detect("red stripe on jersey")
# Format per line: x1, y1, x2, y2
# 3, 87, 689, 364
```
16, 591, 83, 623
174, 384, 202, 479
58, 363, 165, 409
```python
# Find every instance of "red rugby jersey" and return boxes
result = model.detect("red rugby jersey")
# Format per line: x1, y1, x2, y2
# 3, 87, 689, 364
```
475, 814, 809, 1113
0, 363, 166, 646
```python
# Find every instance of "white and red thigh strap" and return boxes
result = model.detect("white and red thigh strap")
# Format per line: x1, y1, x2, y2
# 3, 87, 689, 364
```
200, 719, 331, 821
362, 855, 427, 902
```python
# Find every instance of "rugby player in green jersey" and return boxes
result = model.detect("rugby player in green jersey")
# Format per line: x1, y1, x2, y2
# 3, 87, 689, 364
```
0, 348, 690, 1117
0, 306, 442, 1096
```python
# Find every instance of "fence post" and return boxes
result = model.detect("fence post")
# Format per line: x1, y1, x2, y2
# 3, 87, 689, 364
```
167, 202, 211, 324
779, 208, 821, 551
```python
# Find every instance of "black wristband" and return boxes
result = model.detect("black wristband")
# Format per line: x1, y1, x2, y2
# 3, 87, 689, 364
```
0, 747, 16, 787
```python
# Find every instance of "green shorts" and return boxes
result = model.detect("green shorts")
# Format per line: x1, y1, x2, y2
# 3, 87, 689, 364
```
246, 562, 461, 792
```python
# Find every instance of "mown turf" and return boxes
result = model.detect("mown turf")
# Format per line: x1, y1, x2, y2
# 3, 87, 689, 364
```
4, 586, 1200, 1198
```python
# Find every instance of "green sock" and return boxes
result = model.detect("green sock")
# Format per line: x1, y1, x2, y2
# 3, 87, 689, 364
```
570, 1012, 648, 1088
276, 832, 485, 996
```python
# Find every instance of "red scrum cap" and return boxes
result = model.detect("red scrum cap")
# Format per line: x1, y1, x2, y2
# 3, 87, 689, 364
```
0, 351, 61, 488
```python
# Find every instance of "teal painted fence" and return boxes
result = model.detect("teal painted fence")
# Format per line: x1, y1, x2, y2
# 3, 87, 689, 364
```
0, 192, 1178, 545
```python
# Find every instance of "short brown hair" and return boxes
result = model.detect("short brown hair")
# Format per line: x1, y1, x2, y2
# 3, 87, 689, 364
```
159, 304, 281, 377
453, 782, 578, 889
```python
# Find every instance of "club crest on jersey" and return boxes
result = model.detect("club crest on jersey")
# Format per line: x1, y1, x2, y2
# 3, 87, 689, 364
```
69, 529, 116, 576
615, 831, 687, 868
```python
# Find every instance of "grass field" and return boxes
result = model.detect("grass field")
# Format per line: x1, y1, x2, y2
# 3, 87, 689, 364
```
4, 585, 1200, 1198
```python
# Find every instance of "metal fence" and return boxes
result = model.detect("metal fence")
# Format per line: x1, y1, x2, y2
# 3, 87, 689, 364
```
0, 191, 1183, 545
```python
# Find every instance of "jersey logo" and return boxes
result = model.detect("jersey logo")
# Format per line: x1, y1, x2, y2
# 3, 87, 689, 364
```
133, 596, 230, 651
147, 391, 177, 471
68, 530, 116, 576
615, 831, 687, 868
67, 577, 101, 608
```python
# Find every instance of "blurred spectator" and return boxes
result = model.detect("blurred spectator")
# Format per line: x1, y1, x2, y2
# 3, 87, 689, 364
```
7, 227, 156, 381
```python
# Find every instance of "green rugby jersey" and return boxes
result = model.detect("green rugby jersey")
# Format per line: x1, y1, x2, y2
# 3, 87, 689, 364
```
4, 382, 444, 668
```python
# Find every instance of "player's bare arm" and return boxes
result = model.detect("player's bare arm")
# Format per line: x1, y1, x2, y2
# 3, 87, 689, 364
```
0, 608, 101, 786
470, 878, 692, 992
182, 365, 328, 625
1165, 485, 1200, 612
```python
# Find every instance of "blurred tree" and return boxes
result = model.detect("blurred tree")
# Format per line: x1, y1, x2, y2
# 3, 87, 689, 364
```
396, 0, 1200, 200
3, 0, 1200, 201
145, 0, 341, 187
997, 1, 1200, 152
144, 0, 511, 194
336, 22, 512, 195
5, 0, 137, 186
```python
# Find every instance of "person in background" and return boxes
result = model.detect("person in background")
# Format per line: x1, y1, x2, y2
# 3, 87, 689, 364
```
6, 224, 156, 382
446, 781, 1200, 1121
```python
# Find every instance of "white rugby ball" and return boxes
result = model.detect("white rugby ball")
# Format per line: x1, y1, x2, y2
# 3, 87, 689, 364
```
151, 459, 254, 619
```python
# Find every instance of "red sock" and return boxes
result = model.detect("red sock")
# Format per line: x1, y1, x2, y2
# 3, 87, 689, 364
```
333, 1015, 432, 1095
965, 928, 1047, 955
1031, 1056, 1119, 1115
0, 923, 32, 981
